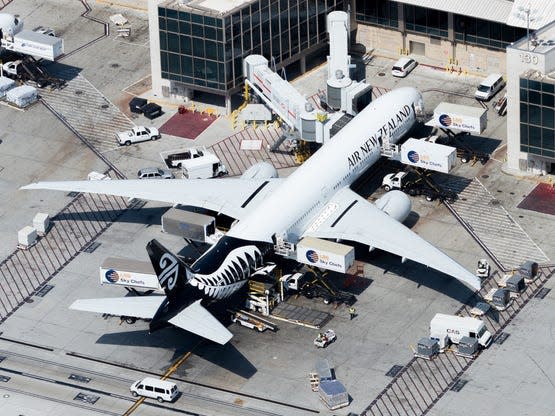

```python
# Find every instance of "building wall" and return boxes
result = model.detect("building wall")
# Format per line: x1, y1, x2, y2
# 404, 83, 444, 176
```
454, 43, 506, 73
506, 42, 553, 174
356, 24, 402, 56
148, 0, 170, 100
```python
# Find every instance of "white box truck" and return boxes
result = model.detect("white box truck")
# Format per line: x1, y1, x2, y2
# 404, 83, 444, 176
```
400, 138, 457, 173
430, 313, 492, 349
181, 150, 227, 179
296, 237, 355, 273
1, 30, 64, 61
100, 257, 162, 293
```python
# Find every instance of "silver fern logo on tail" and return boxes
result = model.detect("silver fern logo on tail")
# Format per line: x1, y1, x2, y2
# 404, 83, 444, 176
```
159, 253, 179, 290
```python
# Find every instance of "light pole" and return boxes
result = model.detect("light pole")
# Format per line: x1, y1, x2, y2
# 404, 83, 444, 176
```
516, 3, 536, 51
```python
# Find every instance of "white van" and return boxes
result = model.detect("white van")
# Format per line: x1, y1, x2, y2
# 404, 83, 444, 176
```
130, 377, 179, 403
474, 74, 505, 101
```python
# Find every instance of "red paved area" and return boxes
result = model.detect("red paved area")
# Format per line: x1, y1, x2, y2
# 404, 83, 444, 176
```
517, 183, 555, 216
159, 110, 217, 140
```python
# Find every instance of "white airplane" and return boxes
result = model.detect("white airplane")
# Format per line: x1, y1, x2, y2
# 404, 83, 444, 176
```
22, 87, 480, 345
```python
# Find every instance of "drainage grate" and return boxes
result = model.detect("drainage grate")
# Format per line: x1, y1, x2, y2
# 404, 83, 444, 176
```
450, 379, 468, 392
534, 288, 551, 299
74, 392, 99, 405
385, 365, 403, 377
495, 332, 510, 345
35, 284, 54, 298
69, 374, 91, 383
0, 375, 10, 382
67, 191, 79, 197
82, 242, 101, 253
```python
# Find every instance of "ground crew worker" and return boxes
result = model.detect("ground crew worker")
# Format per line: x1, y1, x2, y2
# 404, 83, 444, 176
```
349, 306, 356, 320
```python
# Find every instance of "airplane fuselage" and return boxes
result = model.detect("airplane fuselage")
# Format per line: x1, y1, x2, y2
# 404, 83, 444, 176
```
189, 87, 424, 300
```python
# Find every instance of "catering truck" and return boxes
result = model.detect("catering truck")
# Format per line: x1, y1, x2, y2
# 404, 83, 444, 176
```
430, 313, 492, 349
100, 257, 162, 294
400, 138, 456, 174
426, 102, 487, 135
296, 237, 354, 273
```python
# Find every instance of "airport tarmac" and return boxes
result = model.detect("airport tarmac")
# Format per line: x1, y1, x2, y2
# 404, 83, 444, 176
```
1, 1, 555, 416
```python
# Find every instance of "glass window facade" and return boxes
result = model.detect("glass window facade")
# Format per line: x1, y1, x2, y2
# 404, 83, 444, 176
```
520, 77, 555, 159
405, 5, 447, 38
159, 0, 346, 94
455, 15, 527, 51
355, 0, 398, 29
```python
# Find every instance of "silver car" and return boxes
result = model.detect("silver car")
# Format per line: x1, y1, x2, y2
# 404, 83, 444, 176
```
137, 167, 174, 179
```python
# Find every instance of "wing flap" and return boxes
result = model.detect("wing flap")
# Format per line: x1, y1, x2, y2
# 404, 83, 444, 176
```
70, 296, 166, 319
168, 300, 232, 345
304, 188, 480, 291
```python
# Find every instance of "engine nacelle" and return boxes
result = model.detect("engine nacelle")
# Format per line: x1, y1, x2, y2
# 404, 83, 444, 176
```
241, 162, 278, 179
374, 190, 411, 222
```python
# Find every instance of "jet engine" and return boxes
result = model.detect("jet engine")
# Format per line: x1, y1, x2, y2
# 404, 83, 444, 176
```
240, 162, 278, 179
374, 190, 411, 222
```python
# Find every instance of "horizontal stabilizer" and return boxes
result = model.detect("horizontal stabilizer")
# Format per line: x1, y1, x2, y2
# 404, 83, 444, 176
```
70, 296, 166, 319
168, 299, 232, 345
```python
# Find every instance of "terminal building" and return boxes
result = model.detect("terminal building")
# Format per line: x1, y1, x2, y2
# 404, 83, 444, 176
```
506, 20, 555, 175
148, 0, 348, 112
147, 0, 555, 174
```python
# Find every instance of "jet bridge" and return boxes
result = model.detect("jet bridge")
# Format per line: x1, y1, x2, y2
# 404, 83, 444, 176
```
244, 54, 343, 143
325, 11, 372, 115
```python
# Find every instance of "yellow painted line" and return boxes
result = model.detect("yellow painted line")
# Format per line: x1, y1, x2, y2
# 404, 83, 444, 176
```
122, 342, 201, 415
122, 396, 145, 416
162, 350, 194, 380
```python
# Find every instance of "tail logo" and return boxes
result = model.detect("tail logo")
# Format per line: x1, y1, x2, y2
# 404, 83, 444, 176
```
159, 253, 178, 291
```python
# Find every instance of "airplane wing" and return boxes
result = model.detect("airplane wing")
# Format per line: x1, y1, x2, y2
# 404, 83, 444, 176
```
70, 296, 232, 344
168, 299, 232, 345
22, 178, 282, 220
302, 188, 481, 291
70, 296, 166, 318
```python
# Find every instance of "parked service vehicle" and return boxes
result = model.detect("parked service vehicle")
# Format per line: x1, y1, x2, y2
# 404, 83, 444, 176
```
137, 167, 174, 179
382, 171, 457, 202
164, 147, 207, 168
430, 313, 492, 349
181, 149, 228, 179
391, 57, 417, 78
476, 259, 491, 278
116, 126, 161, 146
314, 329, 337, 348
130, 378, 179, 403
474, 73, 505, 101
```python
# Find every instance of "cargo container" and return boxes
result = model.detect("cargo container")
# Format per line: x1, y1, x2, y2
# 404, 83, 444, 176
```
400, 138, 457, 173
426, 102, 487, 134
161, 208, 216, 243
99, 257, 161, 292
319, 380, 349, 410
296, 237, 354, 273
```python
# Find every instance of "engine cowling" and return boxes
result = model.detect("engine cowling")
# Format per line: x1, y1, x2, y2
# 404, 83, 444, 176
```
241, 162, 278, 179
374, 190, 412, 222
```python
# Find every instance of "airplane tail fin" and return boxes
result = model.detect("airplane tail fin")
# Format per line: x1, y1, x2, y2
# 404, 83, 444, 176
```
146, 239, 191, 302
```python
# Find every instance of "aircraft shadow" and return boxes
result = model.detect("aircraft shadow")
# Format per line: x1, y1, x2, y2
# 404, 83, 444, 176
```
95, 327, 257, 379
53, 206, 169, 226
352, 243, 477, 305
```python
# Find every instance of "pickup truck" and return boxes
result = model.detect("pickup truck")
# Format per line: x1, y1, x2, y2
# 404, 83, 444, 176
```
116, 126, 161, 146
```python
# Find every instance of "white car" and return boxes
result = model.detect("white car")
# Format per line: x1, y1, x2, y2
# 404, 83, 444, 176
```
116, 126, 161, 146
391, 57, 417, 78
